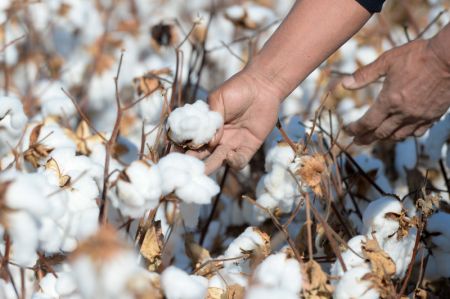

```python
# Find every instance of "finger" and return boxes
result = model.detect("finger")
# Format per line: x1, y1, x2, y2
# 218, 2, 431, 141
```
346, 100, 389, 137
353, 130, 376, 145
391, 123, 419, 141
204, 144, 230, 175
186, 149, 211, 160
208, 126, 223, 148
226, 146, 255, 170
373, 114, 404, 139
413, 123, 432, 137
342, 52, 390, 90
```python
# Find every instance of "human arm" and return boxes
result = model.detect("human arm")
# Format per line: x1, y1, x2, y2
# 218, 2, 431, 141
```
203, 0, 372, 173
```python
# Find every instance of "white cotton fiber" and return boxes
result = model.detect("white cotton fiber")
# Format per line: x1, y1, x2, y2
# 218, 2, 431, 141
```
167, 100, 223, 146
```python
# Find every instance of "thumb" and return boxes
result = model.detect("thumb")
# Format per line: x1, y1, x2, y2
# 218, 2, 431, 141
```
226, 146, 255, 170
342, 52, 391, 90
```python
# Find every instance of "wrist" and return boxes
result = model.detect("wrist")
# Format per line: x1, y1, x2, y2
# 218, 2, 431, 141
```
429, 25, 450, 73
242, 56, 290, 103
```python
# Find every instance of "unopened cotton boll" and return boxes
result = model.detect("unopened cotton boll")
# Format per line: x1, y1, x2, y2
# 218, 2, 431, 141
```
114, 160, 162, 218
362, 196, 402, 241
333, 266, 380, 299
157, 153, 219, 204
252, 253, 302, 295
167, 100, 223, 147
161, 266, 208, 299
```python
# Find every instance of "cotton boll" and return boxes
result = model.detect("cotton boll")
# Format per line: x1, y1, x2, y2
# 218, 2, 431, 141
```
157, 153, 219, 204
35, 81, 76, 118
362, 196, 402, 240
426, 212, 450, 251
7, 211, 39, 266
137, 89, 166, 125
167, 100, 223, 148
395, 138, 417, 177
252, 253, 302, 295
0, 96, 28, 156
333, 266, 379, 299
161, 266, 208, 299
423, 114, 450, 163
382, 229, 417, 278
245, 286, 298, 299
223, 227, 270, 275
180, 202, 201, 228
431, 249, 450, 278
330, 235, 367, 277
265, 143, 296, 171
113, 160, 162, 218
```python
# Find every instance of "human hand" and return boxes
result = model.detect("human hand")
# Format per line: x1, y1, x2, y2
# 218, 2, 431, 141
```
196, 69, 283, 174
342, 38, 450, 145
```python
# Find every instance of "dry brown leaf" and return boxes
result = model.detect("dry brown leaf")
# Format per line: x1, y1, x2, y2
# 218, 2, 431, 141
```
303, 260, 333, 299
224, 9, 257, 30
65, 121, 104, 155
384, 210, 414, 240
207, 287, 227, 299
184, 234, 220, 277
362, 239, 396, 278
417, 193, 441, 217
45, 158, 71, 188
24, 124, 53, 168
140, 221, 163, 272
297, 154, 327, 197
226, 284, 245, 299
361, 238, 397, 298
133, 68, 171, 97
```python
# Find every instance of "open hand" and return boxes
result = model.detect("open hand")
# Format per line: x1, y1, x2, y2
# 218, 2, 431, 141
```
342, 38, 450, 144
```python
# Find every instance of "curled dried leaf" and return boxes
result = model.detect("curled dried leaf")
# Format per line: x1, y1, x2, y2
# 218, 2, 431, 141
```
303, 260, 333, 299
140, 221, 163, 272
362, 238, 396, 278
297, 154, 327, 197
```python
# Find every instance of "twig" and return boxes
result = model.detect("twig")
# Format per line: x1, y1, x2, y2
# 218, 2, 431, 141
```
99, 51, 125, 224
416, 10, 447, 39
199, 165, 229, 246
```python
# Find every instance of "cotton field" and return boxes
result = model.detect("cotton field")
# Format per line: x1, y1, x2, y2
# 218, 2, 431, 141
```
0, 0, 449, 299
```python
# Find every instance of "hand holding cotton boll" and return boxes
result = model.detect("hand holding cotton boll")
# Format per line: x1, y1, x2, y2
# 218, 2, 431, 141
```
167, 100, 223, 150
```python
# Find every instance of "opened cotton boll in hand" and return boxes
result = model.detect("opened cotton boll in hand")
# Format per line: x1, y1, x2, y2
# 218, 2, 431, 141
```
167, 100, 223, 149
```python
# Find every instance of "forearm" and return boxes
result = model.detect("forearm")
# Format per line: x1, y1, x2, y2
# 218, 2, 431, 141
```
244, 0, 371, 100
430, 23, 450, 71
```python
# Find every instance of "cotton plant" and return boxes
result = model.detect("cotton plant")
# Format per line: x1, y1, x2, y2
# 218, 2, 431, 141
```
425, 212, 450, 278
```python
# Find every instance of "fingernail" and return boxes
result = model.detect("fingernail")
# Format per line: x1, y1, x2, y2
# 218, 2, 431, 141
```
341, 76, 356, 89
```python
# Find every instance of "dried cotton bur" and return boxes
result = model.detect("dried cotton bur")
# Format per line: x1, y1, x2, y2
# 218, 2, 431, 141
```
0, 1, 449, 299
